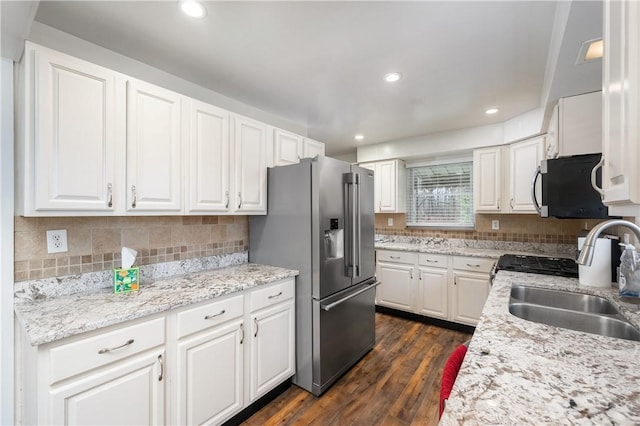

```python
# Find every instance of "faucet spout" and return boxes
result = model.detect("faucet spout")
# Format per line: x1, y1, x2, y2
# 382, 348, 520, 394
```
577, 219, 640, 266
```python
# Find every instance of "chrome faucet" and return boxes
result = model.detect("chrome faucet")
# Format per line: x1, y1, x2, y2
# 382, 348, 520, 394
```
577, 219, 640, 266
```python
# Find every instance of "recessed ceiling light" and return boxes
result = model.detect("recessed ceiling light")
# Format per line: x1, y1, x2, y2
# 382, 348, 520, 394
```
355, 134, 364, 141
181, 0, 207, 18
384, 72, 402, 83
485, 108, 499, 115
584, 39, 603, 61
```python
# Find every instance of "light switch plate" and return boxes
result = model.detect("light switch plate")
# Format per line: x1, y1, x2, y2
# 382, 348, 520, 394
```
387, 218, 394, 227
491, 220, 500, 230
46, 229, 68, 253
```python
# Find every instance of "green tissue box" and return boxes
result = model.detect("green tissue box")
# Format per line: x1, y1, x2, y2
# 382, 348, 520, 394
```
114, 267, 140, 294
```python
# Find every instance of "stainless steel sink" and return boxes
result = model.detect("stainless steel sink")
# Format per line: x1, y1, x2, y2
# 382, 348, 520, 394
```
510, 285, 620, 314
509, 284, 640, 342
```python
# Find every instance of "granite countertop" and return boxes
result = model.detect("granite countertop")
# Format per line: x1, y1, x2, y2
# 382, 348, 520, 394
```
440, 271, 640, 425
14, 263, 299, 347
374, 238, 574, 260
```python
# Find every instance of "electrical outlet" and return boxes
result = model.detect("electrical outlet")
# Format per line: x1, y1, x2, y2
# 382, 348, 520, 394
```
491, 220, 500, 230
46, 229, 68, 254
387, 217, 394, 227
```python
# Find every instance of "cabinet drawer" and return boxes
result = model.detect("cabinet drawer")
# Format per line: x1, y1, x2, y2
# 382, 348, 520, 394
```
177, 294, 244, 339
377, 250, 415, 264
418, 253, 448, 268
250, 279, 295, 312
49, 317, 165, 385
452, 256, 495, 273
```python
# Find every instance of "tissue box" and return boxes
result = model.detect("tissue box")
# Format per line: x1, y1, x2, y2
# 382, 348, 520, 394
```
114, 267, 140, 294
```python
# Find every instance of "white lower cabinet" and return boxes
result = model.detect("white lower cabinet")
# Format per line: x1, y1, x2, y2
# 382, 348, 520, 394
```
174, 294, 245, 426
376, 250, 493, 326
375, 250, 415, 311
416, 253, 449, 320
49, 349, 165, 425
248, 301, 295, 402
17, 279, 296, 426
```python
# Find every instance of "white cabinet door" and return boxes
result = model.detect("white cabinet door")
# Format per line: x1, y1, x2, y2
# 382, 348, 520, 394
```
417, 267, 448, 320
248, 301, 295, 403
233, 115, 268, 214
360, 160, 406, 213
273, 128, 303, 166
176, 319, 244, 426
450, 271, 490, 326
30, 45, 120, 213
378, 160, 398, 212
302, 138, 325, 159
509, 137, 543, 213
50, 350, 165, 425
126, 80, 183, 213
186, 99, 231, 213
545, 104, 559, 159
602, 0, 640, 214
473, 147, 502, 212
375, 262, 414, 311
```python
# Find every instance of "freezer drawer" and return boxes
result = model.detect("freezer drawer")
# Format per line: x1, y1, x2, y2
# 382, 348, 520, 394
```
311, 281, 378, 395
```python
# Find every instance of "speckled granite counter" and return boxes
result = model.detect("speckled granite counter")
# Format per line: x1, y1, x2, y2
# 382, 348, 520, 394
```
15, 263, 298, 346
375, 236, 575, 259
440, 271, 640, 425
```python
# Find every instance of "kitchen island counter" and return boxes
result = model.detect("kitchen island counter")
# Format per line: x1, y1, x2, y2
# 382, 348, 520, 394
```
15, 262, 298, 346
440, 270, 640, 425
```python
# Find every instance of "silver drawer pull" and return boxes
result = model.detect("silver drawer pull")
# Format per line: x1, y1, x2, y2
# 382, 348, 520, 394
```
467, 263, 481, 267
426, 259, 438, 263
268, 291, 283, 299
157, 354, 163, 382
204, 309, 226, 320
98, 339, 134, 354
390, 256, 401, 259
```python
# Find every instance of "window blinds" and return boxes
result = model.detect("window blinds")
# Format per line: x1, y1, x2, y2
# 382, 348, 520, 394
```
406, 161, 474, 228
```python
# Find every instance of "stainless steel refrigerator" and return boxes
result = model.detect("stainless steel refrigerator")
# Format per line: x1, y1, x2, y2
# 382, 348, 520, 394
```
249, 156, 378, 396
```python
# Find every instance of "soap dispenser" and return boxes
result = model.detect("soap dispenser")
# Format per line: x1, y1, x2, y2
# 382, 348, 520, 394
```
618, 235, 640, 297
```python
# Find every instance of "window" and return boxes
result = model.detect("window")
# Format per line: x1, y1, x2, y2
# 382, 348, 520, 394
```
406, 161, 474, 228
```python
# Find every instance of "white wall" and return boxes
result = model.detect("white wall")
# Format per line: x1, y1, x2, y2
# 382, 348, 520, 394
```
0, 57, 15, 426
28, 22, 308, 137
356, 123, 504, 163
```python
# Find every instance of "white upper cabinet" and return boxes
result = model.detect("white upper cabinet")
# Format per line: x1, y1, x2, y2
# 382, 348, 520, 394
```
473, 147, 502, 212
509, 137, 544, 212
233, 115, 268, 214
273, 128, 303, 166
360, 159, 406, 213
126, 79, 183, 213
18, 43, 276, 216
302, 138, 325, 159
545, 91, 603, 159
601, 0, 640, 216
19, 42, 123, 215
185, 99, 231, 213
474, 136, 543, 214
271, 130, 325, 167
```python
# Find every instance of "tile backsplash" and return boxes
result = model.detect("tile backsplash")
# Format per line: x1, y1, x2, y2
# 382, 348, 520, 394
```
375, 213, 606, 245
14, 215, 248, 282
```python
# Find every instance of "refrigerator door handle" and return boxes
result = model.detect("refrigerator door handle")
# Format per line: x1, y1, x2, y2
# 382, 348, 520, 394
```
344, 172, 359, 278
321, 281, 381, 311
354, 173, 361, 278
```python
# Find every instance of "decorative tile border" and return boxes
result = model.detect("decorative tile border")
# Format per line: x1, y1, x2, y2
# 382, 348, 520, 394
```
14, 240, 247, 282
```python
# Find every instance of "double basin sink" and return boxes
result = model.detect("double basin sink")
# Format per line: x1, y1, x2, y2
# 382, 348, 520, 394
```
509, 284, 640, 342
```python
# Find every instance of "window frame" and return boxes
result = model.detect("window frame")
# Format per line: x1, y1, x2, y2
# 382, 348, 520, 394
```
405, 159, 475, 229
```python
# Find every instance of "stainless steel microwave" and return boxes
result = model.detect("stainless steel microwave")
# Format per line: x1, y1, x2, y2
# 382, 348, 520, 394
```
532, 153, 613, 219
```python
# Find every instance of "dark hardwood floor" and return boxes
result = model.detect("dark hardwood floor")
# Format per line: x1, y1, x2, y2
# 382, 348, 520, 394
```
242, 312, 472, 426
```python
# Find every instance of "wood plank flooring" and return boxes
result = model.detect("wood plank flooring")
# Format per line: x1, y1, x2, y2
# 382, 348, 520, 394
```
242, 312, 472, 426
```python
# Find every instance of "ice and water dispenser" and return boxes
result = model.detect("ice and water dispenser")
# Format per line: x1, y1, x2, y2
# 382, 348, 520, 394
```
324, 218, 344, 259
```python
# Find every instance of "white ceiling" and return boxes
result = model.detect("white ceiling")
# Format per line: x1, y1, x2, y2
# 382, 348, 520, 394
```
16, 1, 601, 156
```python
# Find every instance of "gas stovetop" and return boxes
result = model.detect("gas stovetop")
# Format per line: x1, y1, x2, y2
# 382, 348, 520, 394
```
495, 254, 578, 278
